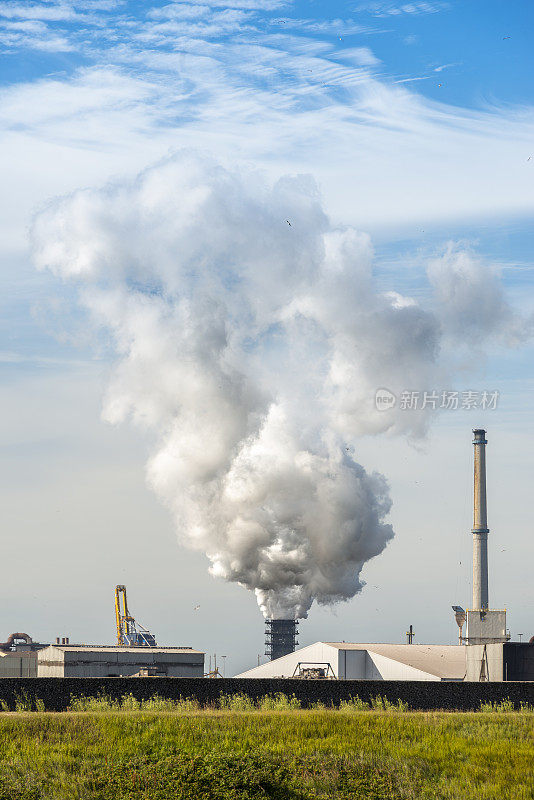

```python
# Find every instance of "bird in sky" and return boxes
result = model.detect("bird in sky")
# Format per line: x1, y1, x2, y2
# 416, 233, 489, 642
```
286, 219, 291, 226
528, 156, 532, 161
193, 604, 200, 611
437, 83, 442, 87
503, 36, 511, 39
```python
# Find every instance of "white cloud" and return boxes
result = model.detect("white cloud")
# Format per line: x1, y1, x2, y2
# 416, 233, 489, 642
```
151, 0, 286, 12
354, 1, 448, 16
138, 10, 254, 41
0, 2, 80, 21
269, 17, 368, 35
433, 62, 459, 73
0, 17, 74, 49
147, 3, 211, 20
335, 46, 380, 65
0, 0, 533, 240
0, 67, 159, 130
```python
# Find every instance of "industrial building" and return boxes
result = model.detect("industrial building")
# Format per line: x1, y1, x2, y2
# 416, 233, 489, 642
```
1, 428, 531, 684
37, 644, 205, 678
0, 587, 206, 679
0, 586, 206, 679
237, 642, 467, 681
0, 633, 47, 678
237, 640, 533, 682
465, 643, 534, 682
240, 428, 533, 682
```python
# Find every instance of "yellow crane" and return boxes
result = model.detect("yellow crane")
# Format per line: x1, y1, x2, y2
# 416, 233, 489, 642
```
114, 585, 156, 647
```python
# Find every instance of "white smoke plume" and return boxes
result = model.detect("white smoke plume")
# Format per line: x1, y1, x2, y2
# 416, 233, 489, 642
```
427, 243, 532, 346
30, 152, 520, 619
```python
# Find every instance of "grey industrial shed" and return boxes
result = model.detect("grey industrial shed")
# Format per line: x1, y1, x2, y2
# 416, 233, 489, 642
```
37, 645, 204, 678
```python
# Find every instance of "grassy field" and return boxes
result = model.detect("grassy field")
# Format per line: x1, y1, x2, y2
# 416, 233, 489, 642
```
0, 696, 532, 800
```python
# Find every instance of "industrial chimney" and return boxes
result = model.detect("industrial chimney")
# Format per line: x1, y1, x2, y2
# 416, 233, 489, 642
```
472, 429, 489, 610
265, 619, 298, 661
463, 428, 509, 650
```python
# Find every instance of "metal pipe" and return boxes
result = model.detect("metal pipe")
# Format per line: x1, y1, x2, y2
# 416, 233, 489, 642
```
472, 429, 489, 610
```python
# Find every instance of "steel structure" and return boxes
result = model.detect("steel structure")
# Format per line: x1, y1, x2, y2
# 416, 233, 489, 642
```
265, 619, 298, 661
291, 661, 337, 679
114, 585, 156, 647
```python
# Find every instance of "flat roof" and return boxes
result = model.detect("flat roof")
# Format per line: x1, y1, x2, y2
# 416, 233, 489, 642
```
42, 646, 203, 654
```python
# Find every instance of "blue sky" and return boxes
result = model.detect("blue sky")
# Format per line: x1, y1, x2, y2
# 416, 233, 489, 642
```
2, 1, 533, 104
1, 0, 534, 672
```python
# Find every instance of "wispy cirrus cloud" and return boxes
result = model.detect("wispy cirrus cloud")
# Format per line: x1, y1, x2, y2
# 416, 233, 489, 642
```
0, 2, 81, 21
151, 0, 287, 11
353, 1, 448, 16
136, 9, 255, 42
1, 0, 533, 241
147, 3, 212, 20
433, 62, 459, 72
269, 17, 369, 35
0, 17, 75, 49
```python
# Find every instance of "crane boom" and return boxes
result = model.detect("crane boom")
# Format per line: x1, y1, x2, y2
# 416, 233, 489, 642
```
114, 585, 156, 647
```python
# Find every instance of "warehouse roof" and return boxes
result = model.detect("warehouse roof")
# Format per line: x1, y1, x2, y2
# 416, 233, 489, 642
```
41, 646, 203, 654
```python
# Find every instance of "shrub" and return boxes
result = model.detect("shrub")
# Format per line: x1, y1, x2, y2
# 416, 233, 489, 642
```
339, 696, 370, 712
69, 693, 119, 712
258, 693, 301, 711
369, 696, 409, 712
218, 692, 256, 711
479, 699, 515, 713
12, 691, 46, 713
90, 751, 301, 800
139, 695, 176, 712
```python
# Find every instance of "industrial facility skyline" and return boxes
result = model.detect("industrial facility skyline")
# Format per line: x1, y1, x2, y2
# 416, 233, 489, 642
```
1, 1, 533, 677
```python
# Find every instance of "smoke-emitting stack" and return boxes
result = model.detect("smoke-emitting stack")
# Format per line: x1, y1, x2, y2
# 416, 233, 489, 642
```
265, 619, 299, 661
472, 428, 489, 610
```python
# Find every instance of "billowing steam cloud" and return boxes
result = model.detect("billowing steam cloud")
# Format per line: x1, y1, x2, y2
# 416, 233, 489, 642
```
31, 153, 520, 619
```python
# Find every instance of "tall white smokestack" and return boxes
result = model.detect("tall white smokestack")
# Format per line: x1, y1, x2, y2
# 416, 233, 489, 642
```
472, 428, 489, 610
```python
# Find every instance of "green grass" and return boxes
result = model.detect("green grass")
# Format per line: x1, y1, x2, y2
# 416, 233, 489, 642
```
0, 698, 532, 799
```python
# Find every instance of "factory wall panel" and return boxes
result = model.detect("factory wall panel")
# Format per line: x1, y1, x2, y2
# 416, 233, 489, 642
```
466, 643, 534, 683
0, 678, 532, 711
339, 649, 366, 679
236, 643, 339, 678
503, 643, 534, 681
364, 651, 382, 680
0, 653, 37, 678
367, 652, 440, 681
37, 647, 204, 678
465, 611, 507, 645
465, 644, 504, 682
